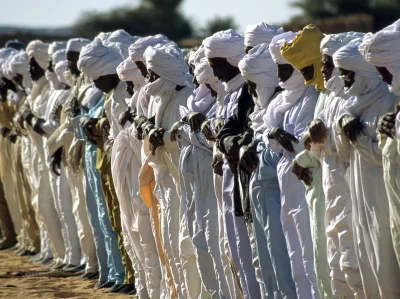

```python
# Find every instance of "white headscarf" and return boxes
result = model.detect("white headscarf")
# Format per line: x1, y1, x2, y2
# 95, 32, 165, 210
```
117, 57, 146, 85
129, 34, 169, 62
48, 41, 67, 56
204, 29, 245, 67
190, 45, 205, 67
358, 19, 400, 95
55, 60, 72, 87
66, 38, 91, 53
8, 50, 31, 89
78, 37, 124, 80
26, 40, 50, 70
0, 48, 17, 81
244, 22, 284, 48
269, 31, 297, 64
239, 43, 279, 107
106, 30, 138, 58
194, 58, 218, 86
52, 49, 66, 65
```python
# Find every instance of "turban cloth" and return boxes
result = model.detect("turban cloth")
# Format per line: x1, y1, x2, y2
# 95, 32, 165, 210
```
269, 31, 297, 64
52, 49, 66, 65
129, 34, 169, 62
55, 60, 70, 86
107, 30, 138, 58
66, 38, 91, 53
117, 57, 146, 85
281, 24, 325, 90
2, 54, 15, 80
144, 42, 191, 86
244, 22, 284, 48
321, 32, 364, 57
26, 40, 50, 70
8, 50, 29, 78
6, 40, 25, 51
194, 57, 218, 86
0, 48, 17, 80
78, 38, 124, 80
98, 32, 111, 41
204, 29, 245, 67
333, 40, 380, 79
49, 41, 67, 56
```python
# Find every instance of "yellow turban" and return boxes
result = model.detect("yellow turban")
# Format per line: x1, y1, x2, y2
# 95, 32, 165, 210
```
281, 24, 324, 91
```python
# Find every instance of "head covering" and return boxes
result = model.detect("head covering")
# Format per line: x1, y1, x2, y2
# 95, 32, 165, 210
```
8, 50, 29, 78
55, 60, 71, 87
281, 24, 325, 90
78, 37, 124, 80
269, 31, 297, 64
0, 48, 17, 80
194, 57, 218, 85
5, 40, 25, 51
52, 49, 66, 65
2, 53, 16, 80
321, 32, 365, 57
117, 57, 146, 85
26, 40, 50, 70
106, 30, 138, 58
66, 38, 91, 53
98, 32, 112, 41
204, 29, 245, 67
48, 41, 67, 57
244, 22, 284, 48
129, 34, 169, 62
144, 42, 191, 86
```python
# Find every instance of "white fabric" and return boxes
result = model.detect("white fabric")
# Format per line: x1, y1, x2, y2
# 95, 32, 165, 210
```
78, 37, 124, 80
48, 42, 67, 56
129, 34, 169, 62
52, 49, 66, 65
204, 29, 245, 67
269, 31, 297, 64
320, 32, 364, 57
55, 60, 72, 87
0, 48, 17, 80
26, 40, 50, 70
66, 38, 91, 53
244, 22, 284, 47
117, 57, 146, 85
193, 58, 218, 92
8, 51, 30, 85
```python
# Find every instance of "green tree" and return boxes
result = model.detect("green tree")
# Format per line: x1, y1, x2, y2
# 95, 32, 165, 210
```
201, 16, 238, 36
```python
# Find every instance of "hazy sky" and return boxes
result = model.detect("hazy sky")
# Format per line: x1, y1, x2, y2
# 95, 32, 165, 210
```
0, 0, 299, 32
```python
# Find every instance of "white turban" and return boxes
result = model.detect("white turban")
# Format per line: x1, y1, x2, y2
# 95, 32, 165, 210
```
194, 57, 218, 86
144, 42, 191, 86
98, 32, 112, 41
0, 48, 17, 80
55, 60, 70, 86
204, 29, 245, 67
244, 22, 284, 48
116, 57, 146, 85
78, 38, 124, 80
3, 54, 15, 80
8, 50, 29, 77
333, 39, 380, 79
321, 32, 365, 57
129, 34, 169, 62
52, 49, 66, 65
108, 29, 137, 46
26, 40, 50, 70
269, 31, 297, 64
66, 38, 91, 53
48, 41, 67, 56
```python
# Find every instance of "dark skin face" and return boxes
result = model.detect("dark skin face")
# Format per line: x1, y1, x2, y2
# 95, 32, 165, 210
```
245, 78, 257, 98
66, 51, 80, 76
277, 63, 294, 83
375, 66, 393, 85
93, 73, 120, 94
12, 74, 23, 90
135, 61, 147, 79
244, 46, 253, 54
29, 57, 45, 81
48, 60, 53, 72
0, 77, 16, 100
321, 54, 334, 83
205, 83, 217, 98
126, 81, 135, 96
208, 57, 241, 83
338, 68, 355, 89
300, 64, 314, 81
146, 69, 160, 83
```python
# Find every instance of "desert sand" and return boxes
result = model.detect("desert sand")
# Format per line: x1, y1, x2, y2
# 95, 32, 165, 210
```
0, 250, 135, 298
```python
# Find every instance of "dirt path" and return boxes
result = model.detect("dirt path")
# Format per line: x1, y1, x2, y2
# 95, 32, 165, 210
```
0, 250, 135, 298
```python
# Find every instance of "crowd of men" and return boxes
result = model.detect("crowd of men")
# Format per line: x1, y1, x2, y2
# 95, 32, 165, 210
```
0, 19, 400, 299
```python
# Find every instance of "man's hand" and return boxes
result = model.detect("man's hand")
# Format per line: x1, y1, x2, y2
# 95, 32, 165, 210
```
32, 118, 47, 136
170, 120, 183, 142
212, 151, 224, 176
80, 116, 98, 140
133, 115, 148, 140
239, 145, 258, 172
269, 127, 299, 153
339, 115, 363, 142
214, 118, 225, 136
149, 128, 165, 155
8, 130, 18, 143
378, 111, 396, 139
0, 127, 10, 137
308, 119, 327, 144
119, 106, 132, 127
50, 148, 63, 176
292, 160, 313, 186
187, 112, 206, 133
201, 120, 215, 141
52, 104, 62, 121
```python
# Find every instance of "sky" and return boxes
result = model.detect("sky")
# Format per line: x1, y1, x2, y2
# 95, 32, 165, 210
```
0, 0, 299, 32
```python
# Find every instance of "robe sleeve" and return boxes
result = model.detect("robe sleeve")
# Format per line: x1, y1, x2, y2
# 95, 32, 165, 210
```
352, 134, 383, 166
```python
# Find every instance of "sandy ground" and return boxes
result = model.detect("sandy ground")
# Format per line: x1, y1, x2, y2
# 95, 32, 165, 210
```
0, 250, 135, 299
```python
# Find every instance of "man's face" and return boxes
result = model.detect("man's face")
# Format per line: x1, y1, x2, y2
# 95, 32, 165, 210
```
29, 57, 44, 81
208, 57, 235, 83
276, 63, 294, 83
205, 83, 218, 98
300, 64, 314, 81
375, 66, 393, 85
321, 54, 334, 83
135, 61, 147, 79
146, 69, 160, 83
245, 78, 257, 98
338, 68, 355, 89
126, 81, 134, 96
66, 51, 80, 76
94, 74, 116, 94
